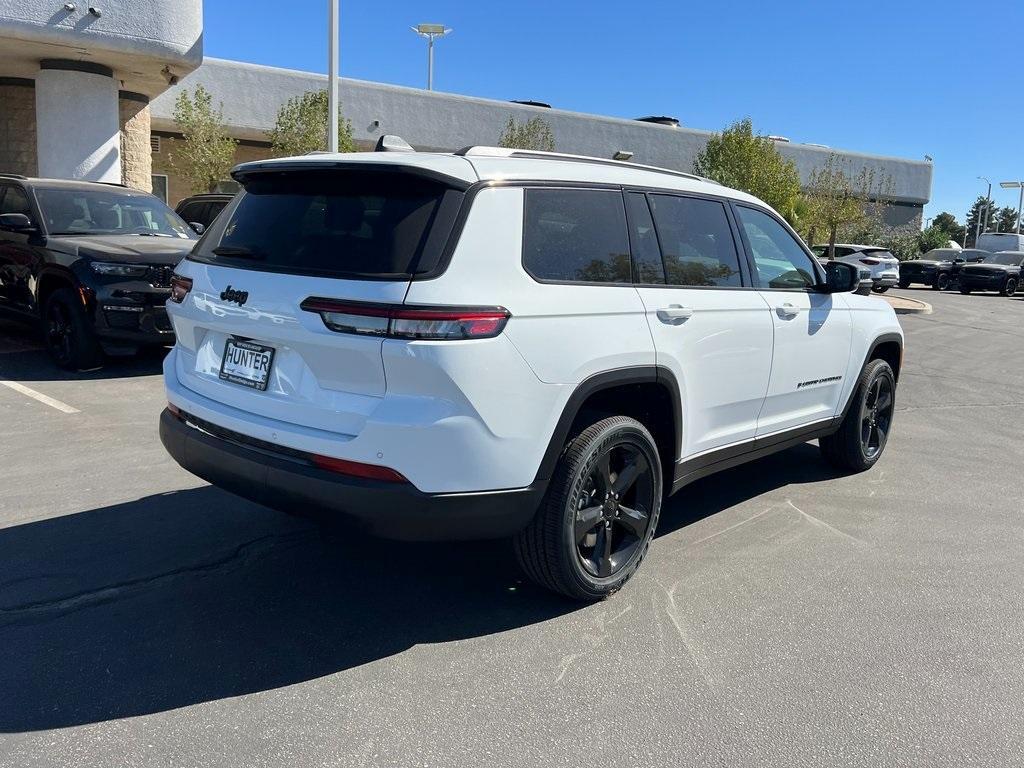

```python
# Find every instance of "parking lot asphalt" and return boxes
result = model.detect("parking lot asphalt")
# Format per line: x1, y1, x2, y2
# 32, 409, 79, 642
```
1, 289, 1023, 768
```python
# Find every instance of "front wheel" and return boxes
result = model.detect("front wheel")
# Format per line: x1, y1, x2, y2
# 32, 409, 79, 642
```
934, 273, 950, 291
514, 416, 663, 600
872, 285, 890, 294
820, 359, 896, 472
43, 287, 103, 371
1001, 277, 1018, 296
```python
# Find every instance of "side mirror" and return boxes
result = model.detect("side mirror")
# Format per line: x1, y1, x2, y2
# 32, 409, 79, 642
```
0, 213, 36, 233
854, 268, 873, 295
823, 260, 859, 293
189, 221, 205, 235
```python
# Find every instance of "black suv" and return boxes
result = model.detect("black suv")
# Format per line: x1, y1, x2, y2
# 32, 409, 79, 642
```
898, 248, 988, 290
959, 250, 1024, 295
174, 193, 234, 232
0, 175, 197, 369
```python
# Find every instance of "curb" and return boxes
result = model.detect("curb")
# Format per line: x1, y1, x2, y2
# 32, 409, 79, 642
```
883, 295, 932, 315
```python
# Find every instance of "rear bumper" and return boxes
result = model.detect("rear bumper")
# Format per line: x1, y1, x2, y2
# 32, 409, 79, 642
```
873, 275, 899, 288
159, 408, 543, 541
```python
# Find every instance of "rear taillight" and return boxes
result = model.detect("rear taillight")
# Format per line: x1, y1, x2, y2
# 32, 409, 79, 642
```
859, 258, 880, 266
300, 298, 510, 340
169, 274, 193, 304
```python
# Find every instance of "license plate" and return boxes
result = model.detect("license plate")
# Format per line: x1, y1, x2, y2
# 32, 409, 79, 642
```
219, 338, 275, 391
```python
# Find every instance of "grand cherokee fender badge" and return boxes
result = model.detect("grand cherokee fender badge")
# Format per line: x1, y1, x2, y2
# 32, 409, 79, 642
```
220, 286, 249, 306
797, 375, 842, 389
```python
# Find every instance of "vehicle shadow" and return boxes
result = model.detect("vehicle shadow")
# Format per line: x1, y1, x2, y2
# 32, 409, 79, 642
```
0, 444, 840, 733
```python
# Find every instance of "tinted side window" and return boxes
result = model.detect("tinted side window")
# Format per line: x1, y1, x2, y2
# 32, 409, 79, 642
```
624, 192, 665, 284
648, 195, 742, 287
0, 186, 31, 216
523, 189, 631, 284
177, 202, 205, 223
736, 206, 817, 290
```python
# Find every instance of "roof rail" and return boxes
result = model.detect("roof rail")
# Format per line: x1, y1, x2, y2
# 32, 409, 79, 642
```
0, 172, 27, 180
452, 146, 712, 184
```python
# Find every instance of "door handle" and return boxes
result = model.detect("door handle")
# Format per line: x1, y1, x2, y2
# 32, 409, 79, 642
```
777, 303, 800, 319
656, 304, 694, 324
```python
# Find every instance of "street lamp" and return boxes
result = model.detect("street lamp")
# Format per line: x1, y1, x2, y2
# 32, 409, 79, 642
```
1000, 181, 1024, 234
411, 23, 452, 91
977, 176, 992, 241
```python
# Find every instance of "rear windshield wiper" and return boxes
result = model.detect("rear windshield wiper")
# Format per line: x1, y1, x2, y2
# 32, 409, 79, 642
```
211, 245, 265, 260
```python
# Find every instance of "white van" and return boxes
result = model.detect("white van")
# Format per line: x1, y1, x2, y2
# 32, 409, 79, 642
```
976, 232, 1024, 253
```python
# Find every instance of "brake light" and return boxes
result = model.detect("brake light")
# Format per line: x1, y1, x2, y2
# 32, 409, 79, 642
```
169, 274, 193, 303
300, 298, 511, 340
859, 258, 880, 266
311, 453, 408, 483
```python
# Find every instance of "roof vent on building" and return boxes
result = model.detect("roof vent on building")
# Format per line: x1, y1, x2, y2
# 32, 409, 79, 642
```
767, 135, 791, 143
150, 135, 161, 153
635, 116, 680, 127
510, 100, 551, 109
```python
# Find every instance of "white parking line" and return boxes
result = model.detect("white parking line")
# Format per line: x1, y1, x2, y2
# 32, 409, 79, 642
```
0, 379, 80, 414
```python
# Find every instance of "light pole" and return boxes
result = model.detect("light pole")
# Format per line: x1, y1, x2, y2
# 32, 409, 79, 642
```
976, 176, 992, 243
999, 181, 1024, 234
412, 23, 452, 90
327, 0, 339, 152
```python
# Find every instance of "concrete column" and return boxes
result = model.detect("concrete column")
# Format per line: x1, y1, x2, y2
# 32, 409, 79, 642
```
0, 78, 38, 176
35, 60, 120, 182
119, 92, 152, 192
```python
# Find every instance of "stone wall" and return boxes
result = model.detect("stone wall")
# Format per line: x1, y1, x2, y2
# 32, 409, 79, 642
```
119, 93, 152, 192
0, 79, 37, 176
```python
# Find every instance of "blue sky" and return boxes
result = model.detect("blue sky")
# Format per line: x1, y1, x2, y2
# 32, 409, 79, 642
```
204, 0, 1024, 223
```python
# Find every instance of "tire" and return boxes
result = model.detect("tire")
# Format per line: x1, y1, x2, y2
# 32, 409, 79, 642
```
820, 359, 896, 473
959, 287, 971, 295
1001, 277, 1018, 297
898, 279, 911, 289
514, 416, 663, 601
872, 286, 889, 294
43, 287, 103, 371
934, 273, 950, 291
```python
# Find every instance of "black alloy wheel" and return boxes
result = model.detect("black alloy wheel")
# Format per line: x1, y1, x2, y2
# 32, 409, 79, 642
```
860, 375, 894, 460
45, 299, 74, 368
1002, 277, 1018, 297
935, 273, 950, 291
573, 441, 656, 579
514, 416, 663, 600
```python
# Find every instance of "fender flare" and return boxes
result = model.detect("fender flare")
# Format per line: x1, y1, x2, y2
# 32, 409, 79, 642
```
838, 332, 903, 421
531, 366, 682, 484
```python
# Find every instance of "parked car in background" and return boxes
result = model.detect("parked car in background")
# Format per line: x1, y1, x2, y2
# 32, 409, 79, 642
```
812, 243, 900, 293
976, 232, 1024, 254
159, 143, 904, 600
0, 174, 197, 369
958, 250, 1024, 295
174, 193, 234, 233
899, 247, 987, 290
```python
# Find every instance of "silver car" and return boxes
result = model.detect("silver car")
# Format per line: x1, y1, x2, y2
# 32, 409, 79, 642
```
813, 244, 901, 293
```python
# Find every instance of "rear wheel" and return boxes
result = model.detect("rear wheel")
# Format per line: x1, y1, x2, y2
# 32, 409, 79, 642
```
1001, 277, 1018, 296
820, 359, 895, 472
872, 285, 890, 294
959, 287, 971, 294
514, 416, 662, 601
43, 287, 103, 371
934, 273, 950, 291
898, 278, 911, 289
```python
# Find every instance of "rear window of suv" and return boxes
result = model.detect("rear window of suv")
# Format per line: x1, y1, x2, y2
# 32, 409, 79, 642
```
194, 169, 463, 280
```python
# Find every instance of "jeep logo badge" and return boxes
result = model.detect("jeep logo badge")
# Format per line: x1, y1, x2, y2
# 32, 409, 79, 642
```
220, 286, 249, 306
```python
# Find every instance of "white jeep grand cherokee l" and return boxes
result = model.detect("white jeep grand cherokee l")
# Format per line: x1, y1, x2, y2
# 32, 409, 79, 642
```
160, 142, 903, 600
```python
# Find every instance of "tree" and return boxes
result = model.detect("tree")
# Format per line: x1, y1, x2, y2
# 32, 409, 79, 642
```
964, 196, 991, 246
268, 90, 355, 157
931, 211, 965, 246
168, 85, 238, 194
498, 115, 555, 151
996, 206, 1019, 234
693, 118, 801, 218
918, 225, 950, 254
803, 154, 867, 258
